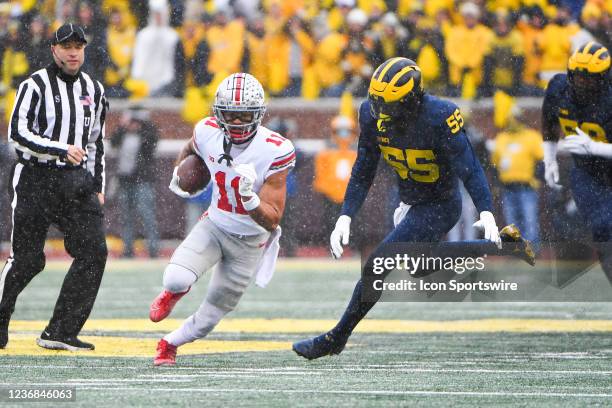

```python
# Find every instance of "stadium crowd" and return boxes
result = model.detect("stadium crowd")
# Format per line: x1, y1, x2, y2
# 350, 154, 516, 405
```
0, 0, 611, 102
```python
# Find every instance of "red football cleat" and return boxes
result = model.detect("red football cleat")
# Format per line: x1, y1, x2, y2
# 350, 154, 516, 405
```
154, 339, 177, 366
149, 288, 190, 322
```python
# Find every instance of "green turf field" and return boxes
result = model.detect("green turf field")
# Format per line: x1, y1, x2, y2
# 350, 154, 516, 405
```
1, 259, 611, 407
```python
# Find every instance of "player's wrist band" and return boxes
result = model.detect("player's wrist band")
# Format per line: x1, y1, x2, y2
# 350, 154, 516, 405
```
243, 194, 260, 211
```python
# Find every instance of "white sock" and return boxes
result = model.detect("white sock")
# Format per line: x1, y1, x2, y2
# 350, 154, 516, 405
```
164, 302, 228, 347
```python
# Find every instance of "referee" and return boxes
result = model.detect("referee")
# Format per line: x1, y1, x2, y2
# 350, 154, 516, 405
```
0, 24, 108, 351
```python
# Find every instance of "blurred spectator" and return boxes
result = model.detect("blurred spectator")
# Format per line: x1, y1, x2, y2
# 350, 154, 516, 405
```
401, 3, 426, 38
110, 107, 160, 258
230, 0, 261, 20
0, 0, 603, 101
0, 4, 9, 39
598, 9, 612, 51
285, 17, 316, 97
250, 12, 316, 98
313, 28, 347, 96
407, 17, 448, 94
537, 5, 580, 86
313, 115, 357, 242
328, 0, 355, 32
263, 2, 292, 96
128, 0, 149, 29
206, 9, 245, 77
191, 14, 214, 87
363, 0, 386, 22
104, 8, 135, 97
516, 6, 545, 95
1, 21, 30, 93
370, 12, 409, 68
341, 8, 373, 96
24, 15, 50, 71
571, 3, 602, 51
245, 14, 268, 90
131, 0, 185, 97
78, 1, 108, 81
490, 102, 544, 249
180, 17, 206, 87
168, 0, 185, 27
481, 11, 525, 97
445, 2, 493, 98
51, 0, 77, 31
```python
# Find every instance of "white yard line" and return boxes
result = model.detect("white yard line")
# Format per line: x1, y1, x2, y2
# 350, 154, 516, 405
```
70, 387, 612, 398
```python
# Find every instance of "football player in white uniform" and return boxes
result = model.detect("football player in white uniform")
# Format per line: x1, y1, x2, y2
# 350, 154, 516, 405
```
150, 73, 296, 366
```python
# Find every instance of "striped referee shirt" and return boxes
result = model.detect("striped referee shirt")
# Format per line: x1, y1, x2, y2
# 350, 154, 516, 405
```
8, 63, 108, 193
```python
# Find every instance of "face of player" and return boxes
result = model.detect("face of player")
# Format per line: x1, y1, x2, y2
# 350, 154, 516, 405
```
219, 109, 258, 143
369, 95, 410, 120
51, 41, 85, 76
222, 111, 255, 124
570, 71, 608, 104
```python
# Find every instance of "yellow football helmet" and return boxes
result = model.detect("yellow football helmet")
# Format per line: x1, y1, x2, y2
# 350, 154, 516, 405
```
368, 57, 424, 119
567, 41, 611, 102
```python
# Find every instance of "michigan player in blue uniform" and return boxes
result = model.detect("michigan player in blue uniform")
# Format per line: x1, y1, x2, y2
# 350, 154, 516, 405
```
293, 58, 535, 360
542, 42, 612, 282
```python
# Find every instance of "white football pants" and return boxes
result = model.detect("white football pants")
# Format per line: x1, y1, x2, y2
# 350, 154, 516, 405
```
163, 216, 269, 347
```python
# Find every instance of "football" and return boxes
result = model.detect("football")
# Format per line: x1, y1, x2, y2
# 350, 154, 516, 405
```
177, 154, 210, 193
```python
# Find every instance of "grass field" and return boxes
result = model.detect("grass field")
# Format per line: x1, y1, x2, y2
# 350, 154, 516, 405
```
1, 258, 611, 407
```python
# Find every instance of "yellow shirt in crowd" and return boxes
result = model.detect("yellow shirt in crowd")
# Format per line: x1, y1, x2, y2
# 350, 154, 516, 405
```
207, 21, 245, 75
492, 127, 544, 188
445, 23, 493, 86
313, 32, 347, 90
538, 22, 579, 73
489, 29, 524, 88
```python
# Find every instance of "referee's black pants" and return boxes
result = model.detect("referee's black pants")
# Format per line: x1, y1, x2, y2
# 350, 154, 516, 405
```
0, 162, 107, 338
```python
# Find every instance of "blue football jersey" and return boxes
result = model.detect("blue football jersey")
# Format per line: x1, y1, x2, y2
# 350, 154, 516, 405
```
342, 94, 491, 215
543, 73, 612, 182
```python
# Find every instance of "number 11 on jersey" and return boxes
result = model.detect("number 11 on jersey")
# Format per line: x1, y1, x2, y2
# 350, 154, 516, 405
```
215, 171, 248, 215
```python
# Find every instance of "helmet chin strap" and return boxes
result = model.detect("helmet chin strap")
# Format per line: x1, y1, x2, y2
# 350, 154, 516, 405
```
218, 137, 234, 166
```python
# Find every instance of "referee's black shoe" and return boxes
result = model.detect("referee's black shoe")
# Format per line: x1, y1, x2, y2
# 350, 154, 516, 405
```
0, 317, 8, 349
36, 331, 95, 351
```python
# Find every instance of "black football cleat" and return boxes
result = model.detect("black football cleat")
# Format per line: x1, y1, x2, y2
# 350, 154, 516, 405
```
36, 331, 95, 351
500, 224, 536, 266
292, 331, 348, 360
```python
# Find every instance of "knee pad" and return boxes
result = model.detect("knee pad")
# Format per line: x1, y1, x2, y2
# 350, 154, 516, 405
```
163, 263, 197, 293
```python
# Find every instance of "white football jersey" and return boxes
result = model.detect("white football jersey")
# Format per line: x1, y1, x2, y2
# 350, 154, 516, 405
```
191, 117, 296, 236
